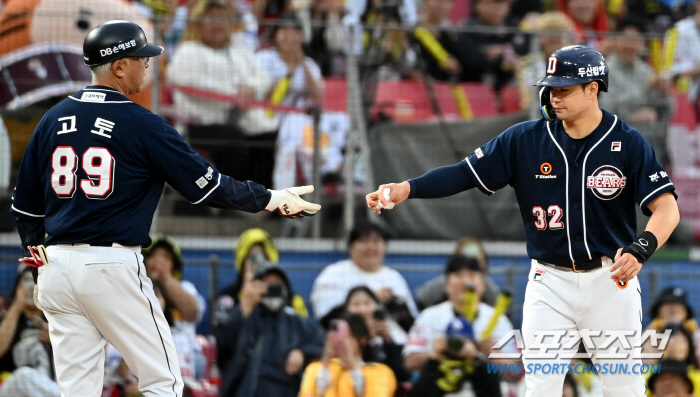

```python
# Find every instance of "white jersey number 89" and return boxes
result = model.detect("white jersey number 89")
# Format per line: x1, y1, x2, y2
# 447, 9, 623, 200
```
52, 146, 115, 199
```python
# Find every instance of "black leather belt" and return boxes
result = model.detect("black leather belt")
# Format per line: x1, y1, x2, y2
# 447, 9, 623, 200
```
537, 257, 603, 272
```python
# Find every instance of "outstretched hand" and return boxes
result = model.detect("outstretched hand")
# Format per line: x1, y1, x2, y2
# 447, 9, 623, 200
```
366, 182, 410, 214
266, 185, 321, 218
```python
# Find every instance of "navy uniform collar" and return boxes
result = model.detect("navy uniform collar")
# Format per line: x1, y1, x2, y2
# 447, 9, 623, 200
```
71, 85, 131, 103
555, 109, 615, 141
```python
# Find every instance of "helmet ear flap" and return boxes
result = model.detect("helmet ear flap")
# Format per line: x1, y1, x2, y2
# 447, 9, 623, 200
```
539, 86, 556, 120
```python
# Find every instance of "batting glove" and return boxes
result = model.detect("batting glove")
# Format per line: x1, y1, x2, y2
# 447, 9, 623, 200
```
265, 185, 321, 218
20, 245, 48, 268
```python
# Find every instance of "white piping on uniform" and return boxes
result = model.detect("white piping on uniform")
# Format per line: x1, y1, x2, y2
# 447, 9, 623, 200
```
640, 182, 674, 209
191, 173, 221, 204
546, 121, 574, 262
466, 158, 495, 194
11, 204, 44, 217
581, 115, 618, 260
67, 96, 132, 104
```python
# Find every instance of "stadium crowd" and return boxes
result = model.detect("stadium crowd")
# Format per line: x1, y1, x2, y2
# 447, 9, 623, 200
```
1, 225, 698, 397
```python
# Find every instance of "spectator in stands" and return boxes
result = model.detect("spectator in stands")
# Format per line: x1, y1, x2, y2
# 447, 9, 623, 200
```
343, 0, 420, 81
343, 286, 411, 382
167, 0, 277, 187
404, 255, 519, 387
406, 308, 502, 396
143, 236, 207, 380
306, 0, 347, 76
257, 13, 323, 109
644, 287, 700, 366
600, 18, 672, 164
256, 13, 328, 190
642, 324, 700, 394
214, 228, 308, 319
299, 312, 397, 397
250, 0, 293, 45
416, 237, 502, 309
666, 1, 700, 123
214, 264, 324, 397
0, 266, 59, 397
310, 222, 418, 331
558, 0, 610, 49
649, 359, 695, 397
413, 0, 462, 81
624, 0, 694, 34
600, 19, 670, 122
516, 11, 576, 118
455, 0, 527, 94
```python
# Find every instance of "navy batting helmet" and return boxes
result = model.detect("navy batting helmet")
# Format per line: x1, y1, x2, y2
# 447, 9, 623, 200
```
534, 45, 608, 120
83, 20, 163, 67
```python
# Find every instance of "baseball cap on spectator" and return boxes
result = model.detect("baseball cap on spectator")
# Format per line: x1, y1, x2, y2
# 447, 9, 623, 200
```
648, 359, 693, 394
142, 236, 184, 279
444, 254, 481, 275
445, 315, 474, 340
651, 287, 694, 319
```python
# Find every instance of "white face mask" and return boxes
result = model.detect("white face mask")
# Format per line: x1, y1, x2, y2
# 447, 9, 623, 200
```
261, 296, 285, 313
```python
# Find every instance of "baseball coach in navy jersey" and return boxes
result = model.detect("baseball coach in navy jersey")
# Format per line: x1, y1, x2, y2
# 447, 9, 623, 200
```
10, 20, 320, 397
366, 45, 680, 396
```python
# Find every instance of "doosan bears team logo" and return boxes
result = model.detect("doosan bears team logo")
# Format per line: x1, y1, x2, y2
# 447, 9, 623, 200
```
586, 165, 627, 200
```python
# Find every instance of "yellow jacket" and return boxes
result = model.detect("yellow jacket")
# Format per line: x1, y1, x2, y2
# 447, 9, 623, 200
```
299, 360, 397, 397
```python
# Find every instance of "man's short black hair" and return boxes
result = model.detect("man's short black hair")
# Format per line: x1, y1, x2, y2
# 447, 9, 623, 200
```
444, 254, 482, 276
348, 222, 389, 246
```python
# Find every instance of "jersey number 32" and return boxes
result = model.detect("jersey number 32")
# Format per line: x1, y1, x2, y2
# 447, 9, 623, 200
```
532, 205, 564, 231
51, 146, 115, 199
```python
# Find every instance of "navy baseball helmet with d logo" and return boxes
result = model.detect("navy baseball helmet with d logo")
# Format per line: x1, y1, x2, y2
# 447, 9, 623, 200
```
83, 20, 163, 67
534, 45, 608, 120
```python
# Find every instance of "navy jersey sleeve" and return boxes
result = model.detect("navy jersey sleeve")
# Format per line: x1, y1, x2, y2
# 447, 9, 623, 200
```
463, 127, 516, 195
134, 109, 270, 211
11, 117, 46, 221
628, 131, 676, 216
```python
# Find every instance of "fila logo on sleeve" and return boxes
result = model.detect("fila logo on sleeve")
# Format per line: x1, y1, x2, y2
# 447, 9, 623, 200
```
611, 142, 621, 151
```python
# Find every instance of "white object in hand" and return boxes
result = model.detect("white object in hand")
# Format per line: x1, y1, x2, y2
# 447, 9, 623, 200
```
378, 188, 395, 210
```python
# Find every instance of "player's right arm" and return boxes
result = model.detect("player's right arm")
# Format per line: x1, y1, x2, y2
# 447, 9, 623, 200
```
367, 127, 517, 214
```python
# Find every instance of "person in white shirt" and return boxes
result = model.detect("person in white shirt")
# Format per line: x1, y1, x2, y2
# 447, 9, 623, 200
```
404, 254, 521, 394
310, 222, 418, 330
167, 0, 277, 186
255, 14, 335, 190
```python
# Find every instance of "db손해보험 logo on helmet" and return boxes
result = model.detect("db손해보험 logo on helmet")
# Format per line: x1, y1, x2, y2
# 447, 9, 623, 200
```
587, 165, 627, 200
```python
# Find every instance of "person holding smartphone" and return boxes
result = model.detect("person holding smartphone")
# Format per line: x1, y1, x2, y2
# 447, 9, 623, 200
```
0, 266, 58, 397
343, 286, 411, 382
213, 264, 324, 397
299, 313, 397, 397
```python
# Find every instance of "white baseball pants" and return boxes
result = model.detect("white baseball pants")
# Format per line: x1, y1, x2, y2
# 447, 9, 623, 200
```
37, 244, 183, 397
521, 258, 645, 397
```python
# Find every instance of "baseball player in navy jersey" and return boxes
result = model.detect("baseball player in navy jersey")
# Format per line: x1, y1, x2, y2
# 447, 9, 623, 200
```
367, 45, 680, 396
10, 20, 320, 397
